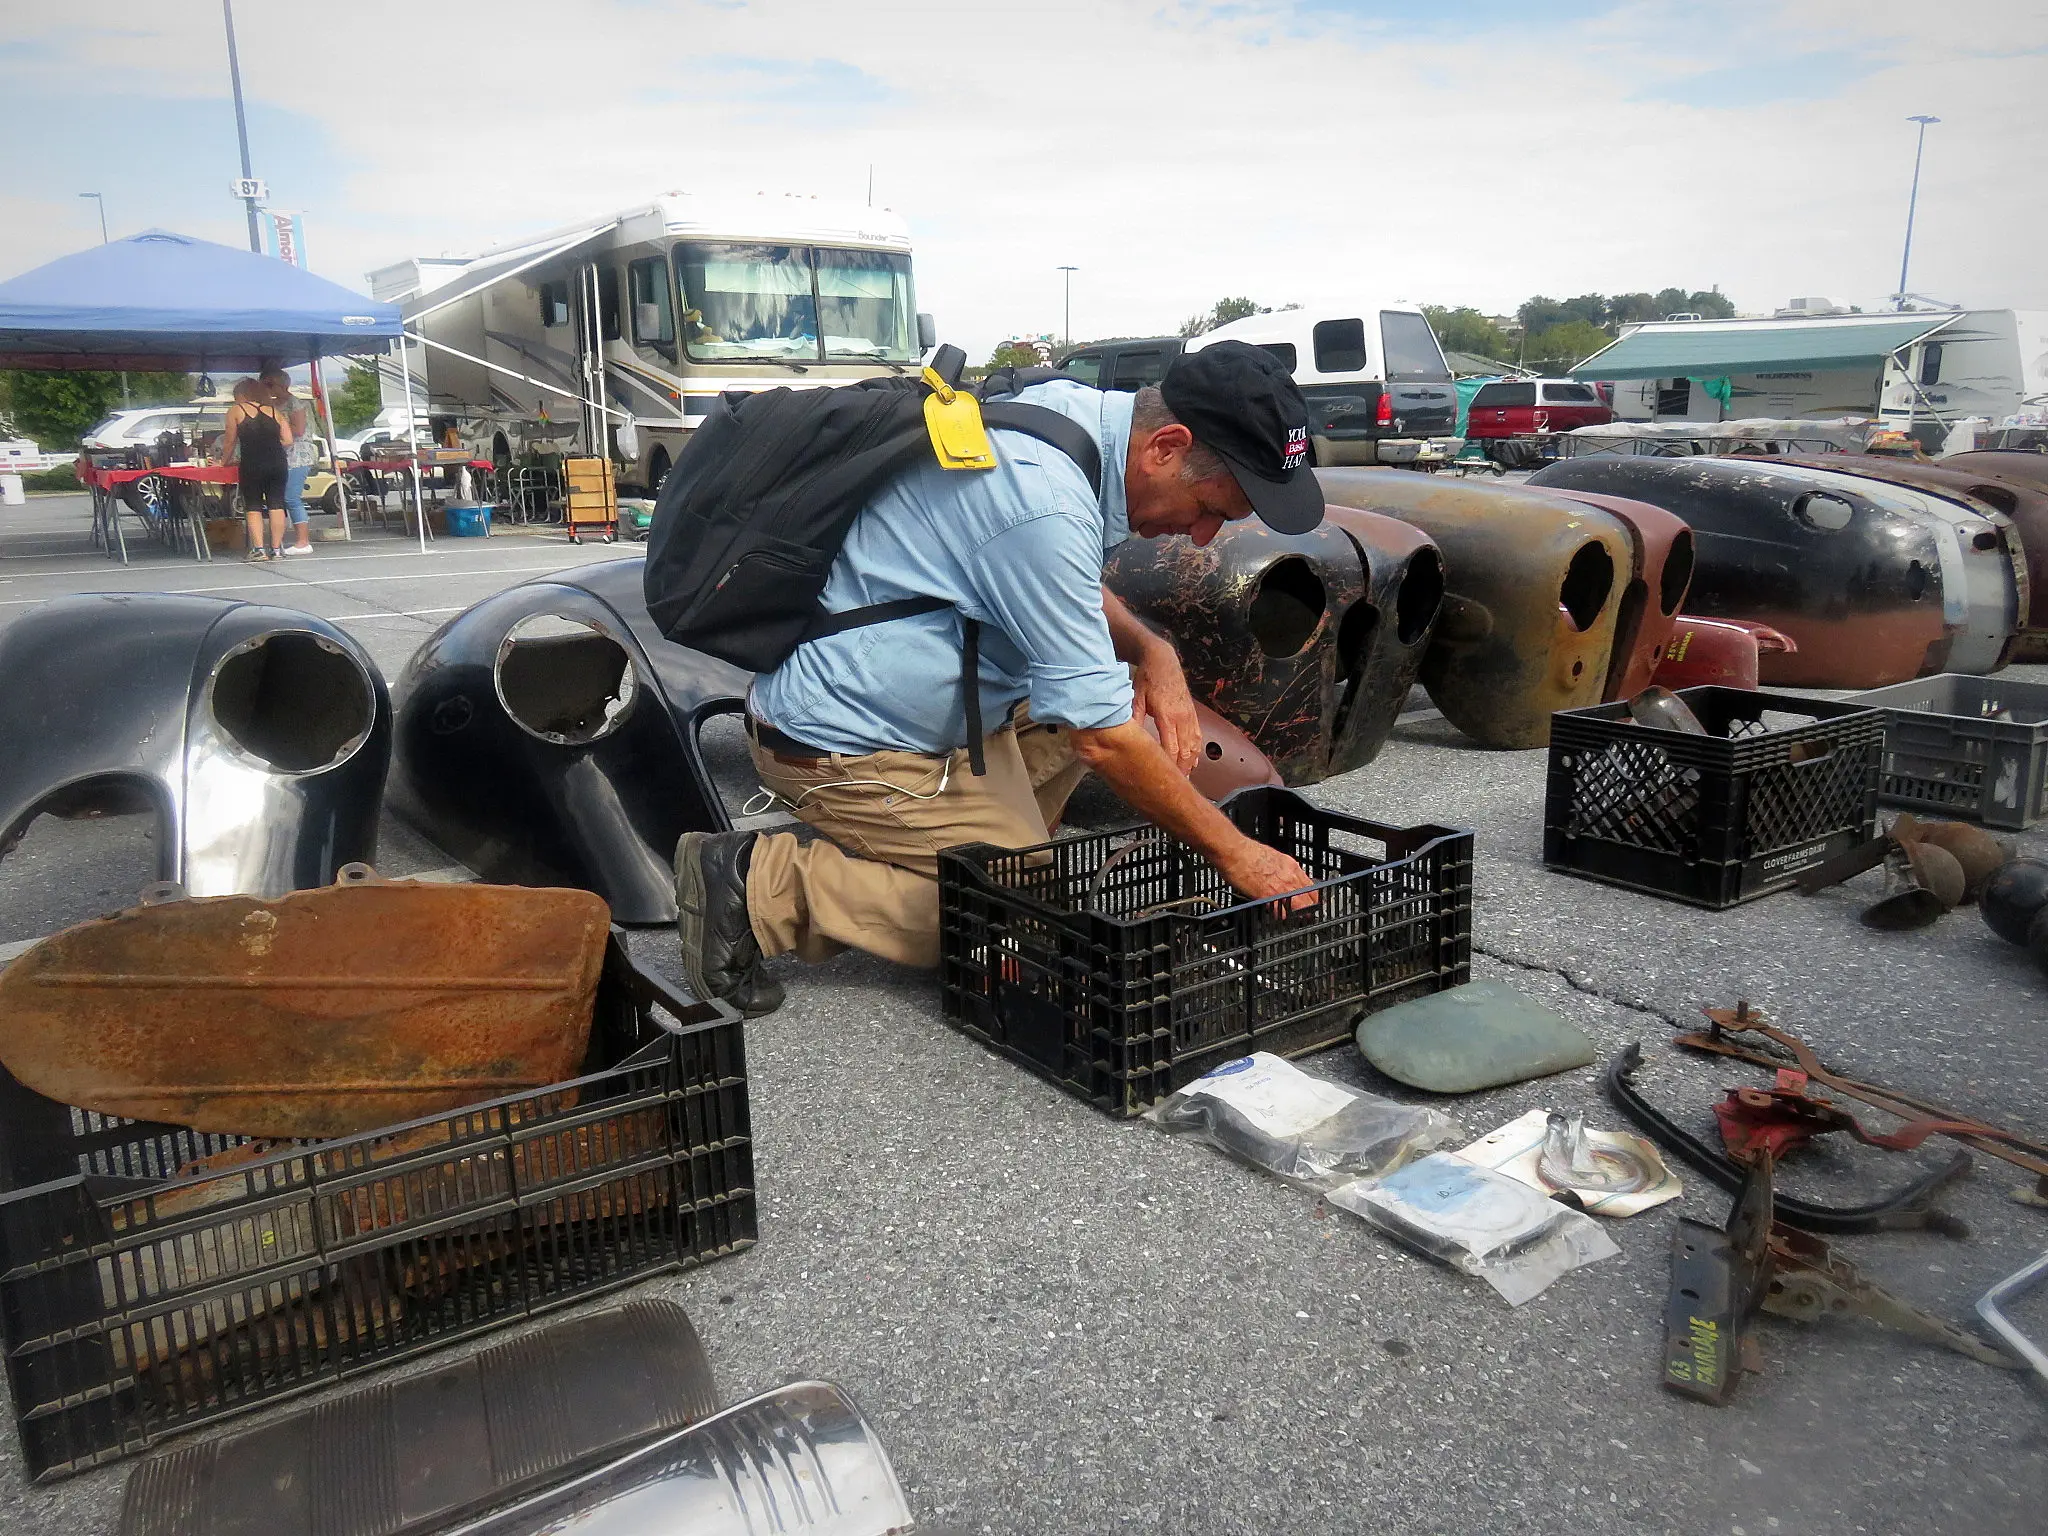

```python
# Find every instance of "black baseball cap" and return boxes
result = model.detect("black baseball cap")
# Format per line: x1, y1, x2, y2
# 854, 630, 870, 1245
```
1160, 340, 1325, 535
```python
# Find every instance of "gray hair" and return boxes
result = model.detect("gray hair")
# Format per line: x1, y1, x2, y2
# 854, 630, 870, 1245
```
1131, 386, 1231, 483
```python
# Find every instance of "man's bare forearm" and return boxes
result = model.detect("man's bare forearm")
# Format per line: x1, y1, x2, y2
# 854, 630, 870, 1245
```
1100, 585, 1172, 666
1073, 719, 1236, 859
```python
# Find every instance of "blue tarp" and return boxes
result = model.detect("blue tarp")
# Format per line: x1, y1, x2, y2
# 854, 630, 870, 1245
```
0, 229, 402, 371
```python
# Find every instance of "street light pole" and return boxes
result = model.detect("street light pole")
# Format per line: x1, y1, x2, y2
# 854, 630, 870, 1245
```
222, 0, 262, 253
1057, 265, 1078, 346
1896, 115, 1939, 303
79, 193, 128, 404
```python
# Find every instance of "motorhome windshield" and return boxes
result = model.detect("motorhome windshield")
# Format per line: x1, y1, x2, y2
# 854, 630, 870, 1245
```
674, 242, 916, 364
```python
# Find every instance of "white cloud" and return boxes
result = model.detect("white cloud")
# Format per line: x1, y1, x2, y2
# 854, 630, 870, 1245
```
3, 0, 2045, 359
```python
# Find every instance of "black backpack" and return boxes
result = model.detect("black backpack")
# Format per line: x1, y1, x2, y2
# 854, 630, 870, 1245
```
643, 350, 1100, 769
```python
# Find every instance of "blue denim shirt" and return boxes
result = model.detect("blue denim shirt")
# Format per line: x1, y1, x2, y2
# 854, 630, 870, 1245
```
750, 380, 1136, 756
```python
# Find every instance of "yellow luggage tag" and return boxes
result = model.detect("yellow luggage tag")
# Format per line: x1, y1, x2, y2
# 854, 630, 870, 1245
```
922, 367, 997, 472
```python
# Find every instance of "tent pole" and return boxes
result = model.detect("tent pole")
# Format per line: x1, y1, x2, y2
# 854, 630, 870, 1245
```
396, 338, 429, 554
309, 354, 351, 541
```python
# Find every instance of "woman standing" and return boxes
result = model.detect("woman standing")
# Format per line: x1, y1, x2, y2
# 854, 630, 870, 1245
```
222, 378, 292, 559
261, 368, 318, 556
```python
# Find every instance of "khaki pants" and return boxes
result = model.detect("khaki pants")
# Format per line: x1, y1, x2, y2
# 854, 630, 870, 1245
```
747, 713, 1086, 969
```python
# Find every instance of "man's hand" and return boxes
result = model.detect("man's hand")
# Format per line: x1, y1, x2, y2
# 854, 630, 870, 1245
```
1216, 839, 1320, 916
1070, 719, 1319, 918
1130, 641, 1203, 776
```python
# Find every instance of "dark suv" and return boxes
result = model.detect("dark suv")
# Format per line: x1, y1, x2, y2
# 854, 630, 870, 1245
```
1054, 338, 1184, 392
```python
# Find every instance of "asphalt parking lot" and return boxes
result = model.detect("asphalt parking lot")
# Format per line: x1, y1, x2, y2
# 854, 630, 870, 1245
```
0, 490, 2044, 1536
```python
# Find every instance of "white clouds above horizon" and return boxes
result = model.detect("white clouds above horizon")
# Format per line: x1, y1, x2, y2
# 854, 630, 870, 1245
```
3, 0, 2044, 358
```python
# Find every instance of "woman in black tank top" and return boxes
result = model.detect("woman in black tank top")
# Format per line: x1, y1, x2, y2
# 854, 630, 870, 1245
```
224, 378, 294, 559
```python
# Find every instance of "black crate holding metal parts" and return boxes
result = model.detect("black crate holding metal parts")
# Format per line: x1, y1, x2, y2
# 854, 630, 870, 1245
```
1848, 673, 2048, 831
1544, 686, 1883, 909
0, 931, 753, 1483
937, 787, 1473, 1117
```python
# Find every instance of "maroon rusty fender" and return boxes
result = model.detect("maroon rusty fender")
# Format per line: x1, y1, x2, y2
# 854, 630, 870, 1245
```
0, 867, 611, 1140
1778, 453, 2048, 662
1537, 488, 1696, 698
1652, 616, 1797, 691
1102, 507, 1444, 784
1315, 467, 1631, 749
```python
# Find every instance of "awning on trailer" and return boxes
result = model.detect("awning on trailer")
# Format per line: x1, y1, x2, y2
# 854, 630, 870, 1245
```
1569, 314, 1959, 380
402, 207, 666, 324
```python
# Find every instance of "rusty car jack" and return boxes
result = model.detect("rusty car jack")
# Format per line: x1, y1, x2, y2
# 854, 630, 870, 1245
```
1680, 1002, 2048, 1209
1663, 1151, 2017, 1405
1606, 1043, 1970, 1236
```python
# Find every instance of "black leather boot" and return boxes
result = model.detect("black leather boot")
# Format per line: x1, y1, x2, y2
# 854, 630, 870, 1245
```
673, 830, 785, 1017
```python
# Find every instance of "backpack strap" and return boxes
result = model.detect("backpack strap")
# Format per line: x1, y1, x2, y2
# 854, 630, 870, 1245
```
795, 402, 1104, 776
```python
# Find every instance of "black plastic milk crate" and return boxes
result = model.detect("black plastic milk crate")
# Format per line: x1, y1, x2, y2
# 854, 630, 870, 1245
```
937, 787, 1472, 1117
1849, 673, 2048, 830
0, 931, 753, 1483
1544, 686, 1883, 908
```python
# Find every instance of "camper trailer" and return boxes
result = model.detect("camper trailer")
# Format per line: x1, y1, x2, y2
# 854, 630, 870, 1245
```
1593, 309, 2048, 443
367, 194, 929, 490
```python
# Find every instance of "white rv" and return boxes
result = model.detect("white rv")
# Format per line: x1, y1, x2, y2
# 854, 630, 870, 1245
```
368, 193, 928, 490
1593, 309, 2048, 443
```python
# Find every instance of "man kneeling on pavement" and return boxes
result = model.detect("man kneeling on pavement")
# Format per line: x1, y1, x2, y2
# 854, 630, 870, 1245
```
676, 342, 1325, 1015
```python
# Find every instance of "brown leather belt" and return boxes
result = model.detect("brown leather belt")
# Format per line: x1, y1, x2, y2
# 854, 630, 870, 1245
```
745, 714, 830, 761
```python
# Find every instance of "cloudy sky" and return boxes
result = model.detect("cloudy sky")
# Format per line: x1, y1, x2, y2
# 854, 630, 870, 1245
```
2, 0, 2043, 358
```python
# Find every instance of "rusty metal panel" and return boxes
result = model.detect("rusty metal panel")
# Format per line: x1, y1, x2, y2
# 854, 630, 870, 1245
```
1943, 449, 2048, 497
1101, 507, 1442, 783
1538, 488, 1696, 698
1528, 456, 1956, 689
0, 874, 611, 1139
1777, 454, 2047, 662
1316, 468, 1631, 749
1652, 617, 1796, 690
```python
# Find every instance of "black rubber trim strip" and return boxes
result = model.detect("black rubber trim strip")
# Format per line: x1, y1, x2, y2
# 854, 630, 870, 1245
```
1603, 1043, 1971, 1237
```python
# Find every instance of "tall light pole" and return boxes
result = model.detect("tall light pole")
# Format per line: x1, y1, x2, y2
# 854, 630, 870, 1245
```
1896, 115, 1939, 303
1057, 265, 1078, 346
78, 192, 109, 244
80, 194, 128, 403
222, 0, 262, 253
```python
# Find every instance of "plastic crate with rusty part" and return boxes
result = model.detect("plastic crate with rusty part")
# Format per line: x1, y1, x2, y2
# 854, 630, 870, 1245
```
0, 931, 752, 1483
937, 787, 1473, 1117
1847, 673, 2048, 830
1543, 686, 1883, 908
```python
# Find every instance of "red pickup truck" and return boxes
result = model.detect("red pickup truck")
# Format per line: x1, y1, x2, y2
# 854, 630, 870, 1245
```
1464, 379, 1614, 447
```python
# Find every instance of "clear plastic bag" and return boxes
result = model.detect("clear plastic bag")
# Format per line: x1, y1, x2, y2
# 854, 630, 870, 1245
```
1145, 1052, 1461, 1190
1328, 1151, 1620, 1306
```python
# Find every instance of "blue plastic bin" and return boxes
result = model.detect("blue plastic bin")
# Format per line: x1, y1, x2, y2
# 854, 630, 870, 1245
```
446, 503, 491, 537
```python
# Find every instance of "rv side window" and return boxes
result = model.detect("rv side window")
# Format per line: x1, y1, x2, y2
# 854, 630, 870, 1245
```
599, 268, 621, 342
1656, 379, 1692, 414
1378, 311, 1452, 382
1312, 318, 1367, 375
628, 257, 676, 360
1109, 349, 1168, 390
1258, 342, 1298, 373
1062, 352, 1102, 386
539, 280, 570, 328
1918, 343, 1942, 386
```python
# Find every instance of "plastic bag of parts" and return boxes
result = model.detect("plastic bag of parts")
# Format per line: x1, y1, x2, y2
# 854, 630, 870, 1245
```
1146, 1052, 1461, 1190
1328, 1151, 1620, 1306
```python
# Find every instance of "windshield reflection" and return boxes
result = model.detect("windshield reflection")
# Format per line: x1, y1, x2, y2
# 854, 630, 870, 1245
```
675, 242, 915, 365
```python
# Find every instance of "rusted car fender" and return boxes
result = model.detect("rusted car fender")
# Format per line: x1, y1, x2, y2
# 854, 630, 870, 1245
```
1527, 457, 1962, 689
1652, 617, 1797, 691
0, 594, 389, 897
1536, 488, 1696, 698
1102, 508, 1444, 783
1777, 454, 2048, 663
1315, 467, 1631, 749
1941, 449, 2048, 496
392, 557, 751, 925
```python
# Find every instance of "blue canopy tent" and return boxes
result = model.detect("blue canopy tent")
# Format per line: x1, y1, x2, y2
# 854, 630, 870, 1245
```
0, 229, 401, 370
0, 230, 427, 552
